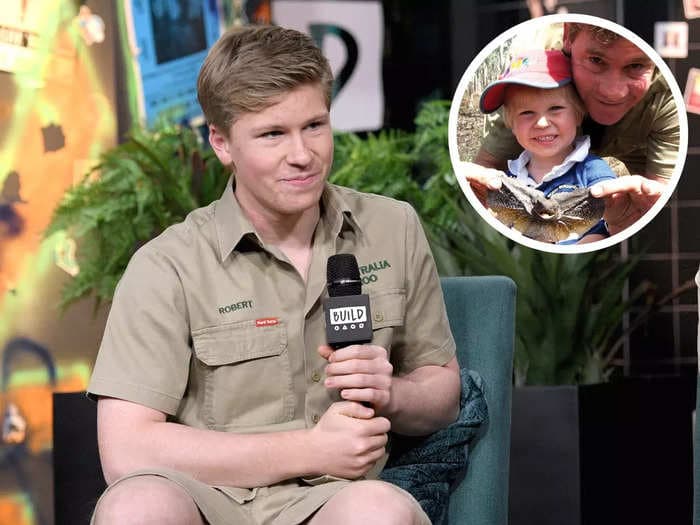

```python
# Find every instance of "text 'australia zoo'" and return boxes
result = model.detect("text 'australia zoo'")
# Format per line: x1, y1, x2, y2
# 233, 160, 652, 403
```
359, 259, 391, 284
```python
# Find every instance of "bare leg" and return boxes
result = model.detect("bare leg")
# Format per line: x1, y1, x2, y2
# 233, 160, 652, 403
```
308, 480, 429, 525
93, 475, 205, 525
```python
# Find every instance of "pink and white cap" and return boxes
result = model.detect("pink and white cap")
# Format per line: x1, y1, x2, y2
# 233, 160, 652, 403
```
479, 49, 572, 114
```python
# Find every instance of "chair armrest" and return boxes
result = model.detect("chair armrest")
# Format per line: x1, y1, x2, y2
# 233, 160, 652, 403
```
441, 276, 515, 525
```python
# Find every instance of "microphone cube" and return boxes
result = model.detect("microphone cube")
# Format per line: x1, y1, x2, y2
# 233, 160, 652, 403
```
324, 294, 373, 349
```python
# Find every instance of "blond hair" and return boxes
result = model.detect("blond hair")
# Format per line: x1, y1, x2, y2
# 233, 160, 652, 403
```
197, 25, 333, 132
502, 84, 586, 128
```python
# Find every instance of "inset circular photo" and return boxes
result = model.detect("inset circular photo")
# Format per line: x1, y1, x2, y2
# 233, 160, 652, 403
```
448, 14, 688, 253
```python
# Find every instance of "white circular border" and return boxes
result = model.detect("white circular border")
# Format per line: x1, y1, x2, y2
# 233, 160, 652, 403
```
448, 13, 689, 254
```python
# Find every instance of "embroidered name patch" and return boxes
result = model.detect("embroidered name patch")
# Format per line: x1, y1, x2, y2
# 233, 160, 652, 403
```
218, 300, 253, 314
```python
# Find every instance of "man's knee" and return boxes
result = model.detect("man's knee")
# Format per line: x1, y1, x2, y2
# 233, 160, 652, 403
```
93, 475, 204, 525
357, 481, 424, 524
315, 480, 427, 525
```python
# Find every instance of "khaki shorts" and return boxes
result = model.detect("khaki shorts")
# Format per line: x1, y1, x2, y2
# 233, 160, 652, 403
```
91, 468, 431, 525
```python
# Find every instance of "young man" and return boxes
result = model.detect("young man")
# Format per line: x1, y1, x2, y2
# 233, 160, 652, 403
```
465, 22, 679, 235
87, 25, 460, 525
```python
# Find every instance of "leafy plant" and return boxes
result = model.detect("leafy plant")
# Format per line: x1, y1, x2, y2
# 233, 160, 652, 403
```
332, 130, 422, 205
46, 123, 228, 307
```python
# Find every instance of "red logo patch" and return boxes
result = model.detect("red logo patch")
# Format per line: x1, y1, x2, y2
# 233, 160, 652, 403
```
255, 317, 279, 327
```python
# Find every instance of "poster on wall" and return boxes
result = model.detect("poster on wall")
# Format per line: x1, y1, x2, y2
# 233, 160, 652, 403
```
0, 1, 119, 523
273, 0, 384, 132
123, 0, 223, 126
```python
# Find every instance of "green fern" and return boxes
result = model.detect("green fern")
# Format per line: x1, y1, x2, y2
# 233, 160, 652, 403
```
46, 124, 228, 308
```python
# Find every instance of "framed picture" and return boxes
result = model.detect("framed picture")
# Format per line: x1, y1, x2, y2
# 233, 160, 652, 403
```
654, 21, 688, 59
684, 68, 700, 114
683, 0, 700, 19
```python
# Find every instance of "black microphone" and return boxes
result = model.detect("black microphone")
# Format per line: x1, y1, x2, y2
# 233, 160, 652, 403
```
324, 254, 373, 349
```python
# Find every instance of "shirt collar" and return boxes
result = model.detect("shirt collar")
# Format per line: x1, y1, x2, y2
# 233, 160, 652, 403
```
321, 183, 363, 239
214, 176, 256, 262
507, 135, 591, 187
214, 177, 362, 262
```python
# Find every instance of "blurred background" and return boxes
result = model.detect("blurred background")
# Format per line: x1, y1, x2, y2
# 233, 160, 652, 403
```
0, 0, 697, 523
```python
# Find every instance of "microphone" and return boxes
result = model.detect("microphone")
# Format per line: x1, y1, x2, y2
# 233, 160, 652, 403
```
324, 254, 373, 349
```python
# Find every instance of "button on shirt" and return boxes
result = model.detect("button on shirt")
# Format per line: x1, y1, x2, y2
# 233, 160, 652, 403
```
88, 179, 456, 439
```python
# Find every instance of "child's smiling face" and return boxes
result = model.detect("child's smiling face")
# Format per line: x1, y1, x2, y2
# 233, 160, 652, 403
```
504, 85, 583, 168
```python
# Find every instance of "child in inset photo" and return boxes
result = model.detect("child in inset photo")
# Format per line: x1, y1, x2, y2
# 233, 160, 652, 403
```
479, 49, 617, 244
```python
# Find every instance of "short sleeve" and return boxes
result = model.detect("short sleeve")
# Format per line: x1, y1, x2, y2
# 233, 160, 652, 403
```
583, 156, 618, 187
391, 204, 456, 374
87, 246, 192, 415
480, 110, 524, 162
646, 89, 680, 180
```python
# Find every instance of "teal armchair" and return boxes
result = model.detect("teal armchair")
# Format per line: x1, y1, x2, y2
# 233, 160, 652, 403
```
442, 276, 516, 525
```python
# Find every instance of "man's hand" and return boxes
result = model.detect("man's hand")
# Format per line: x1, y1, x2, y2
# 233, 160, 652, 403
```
308, 401, 390, 480
318, 344, 393, 413
455, 161, 504, 207
590, 175, 666, 235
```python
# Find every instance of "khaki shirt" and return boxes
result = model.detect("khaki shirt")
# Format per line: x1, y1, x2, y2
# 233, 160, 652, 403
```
480, 32, 680, 179
88, 180, 456, 438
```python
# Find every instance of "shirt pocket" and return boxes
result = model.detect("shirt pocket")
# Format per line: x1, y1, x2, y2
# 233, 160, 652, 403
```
191, 320, 295, 430
369, 289, 405, 353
